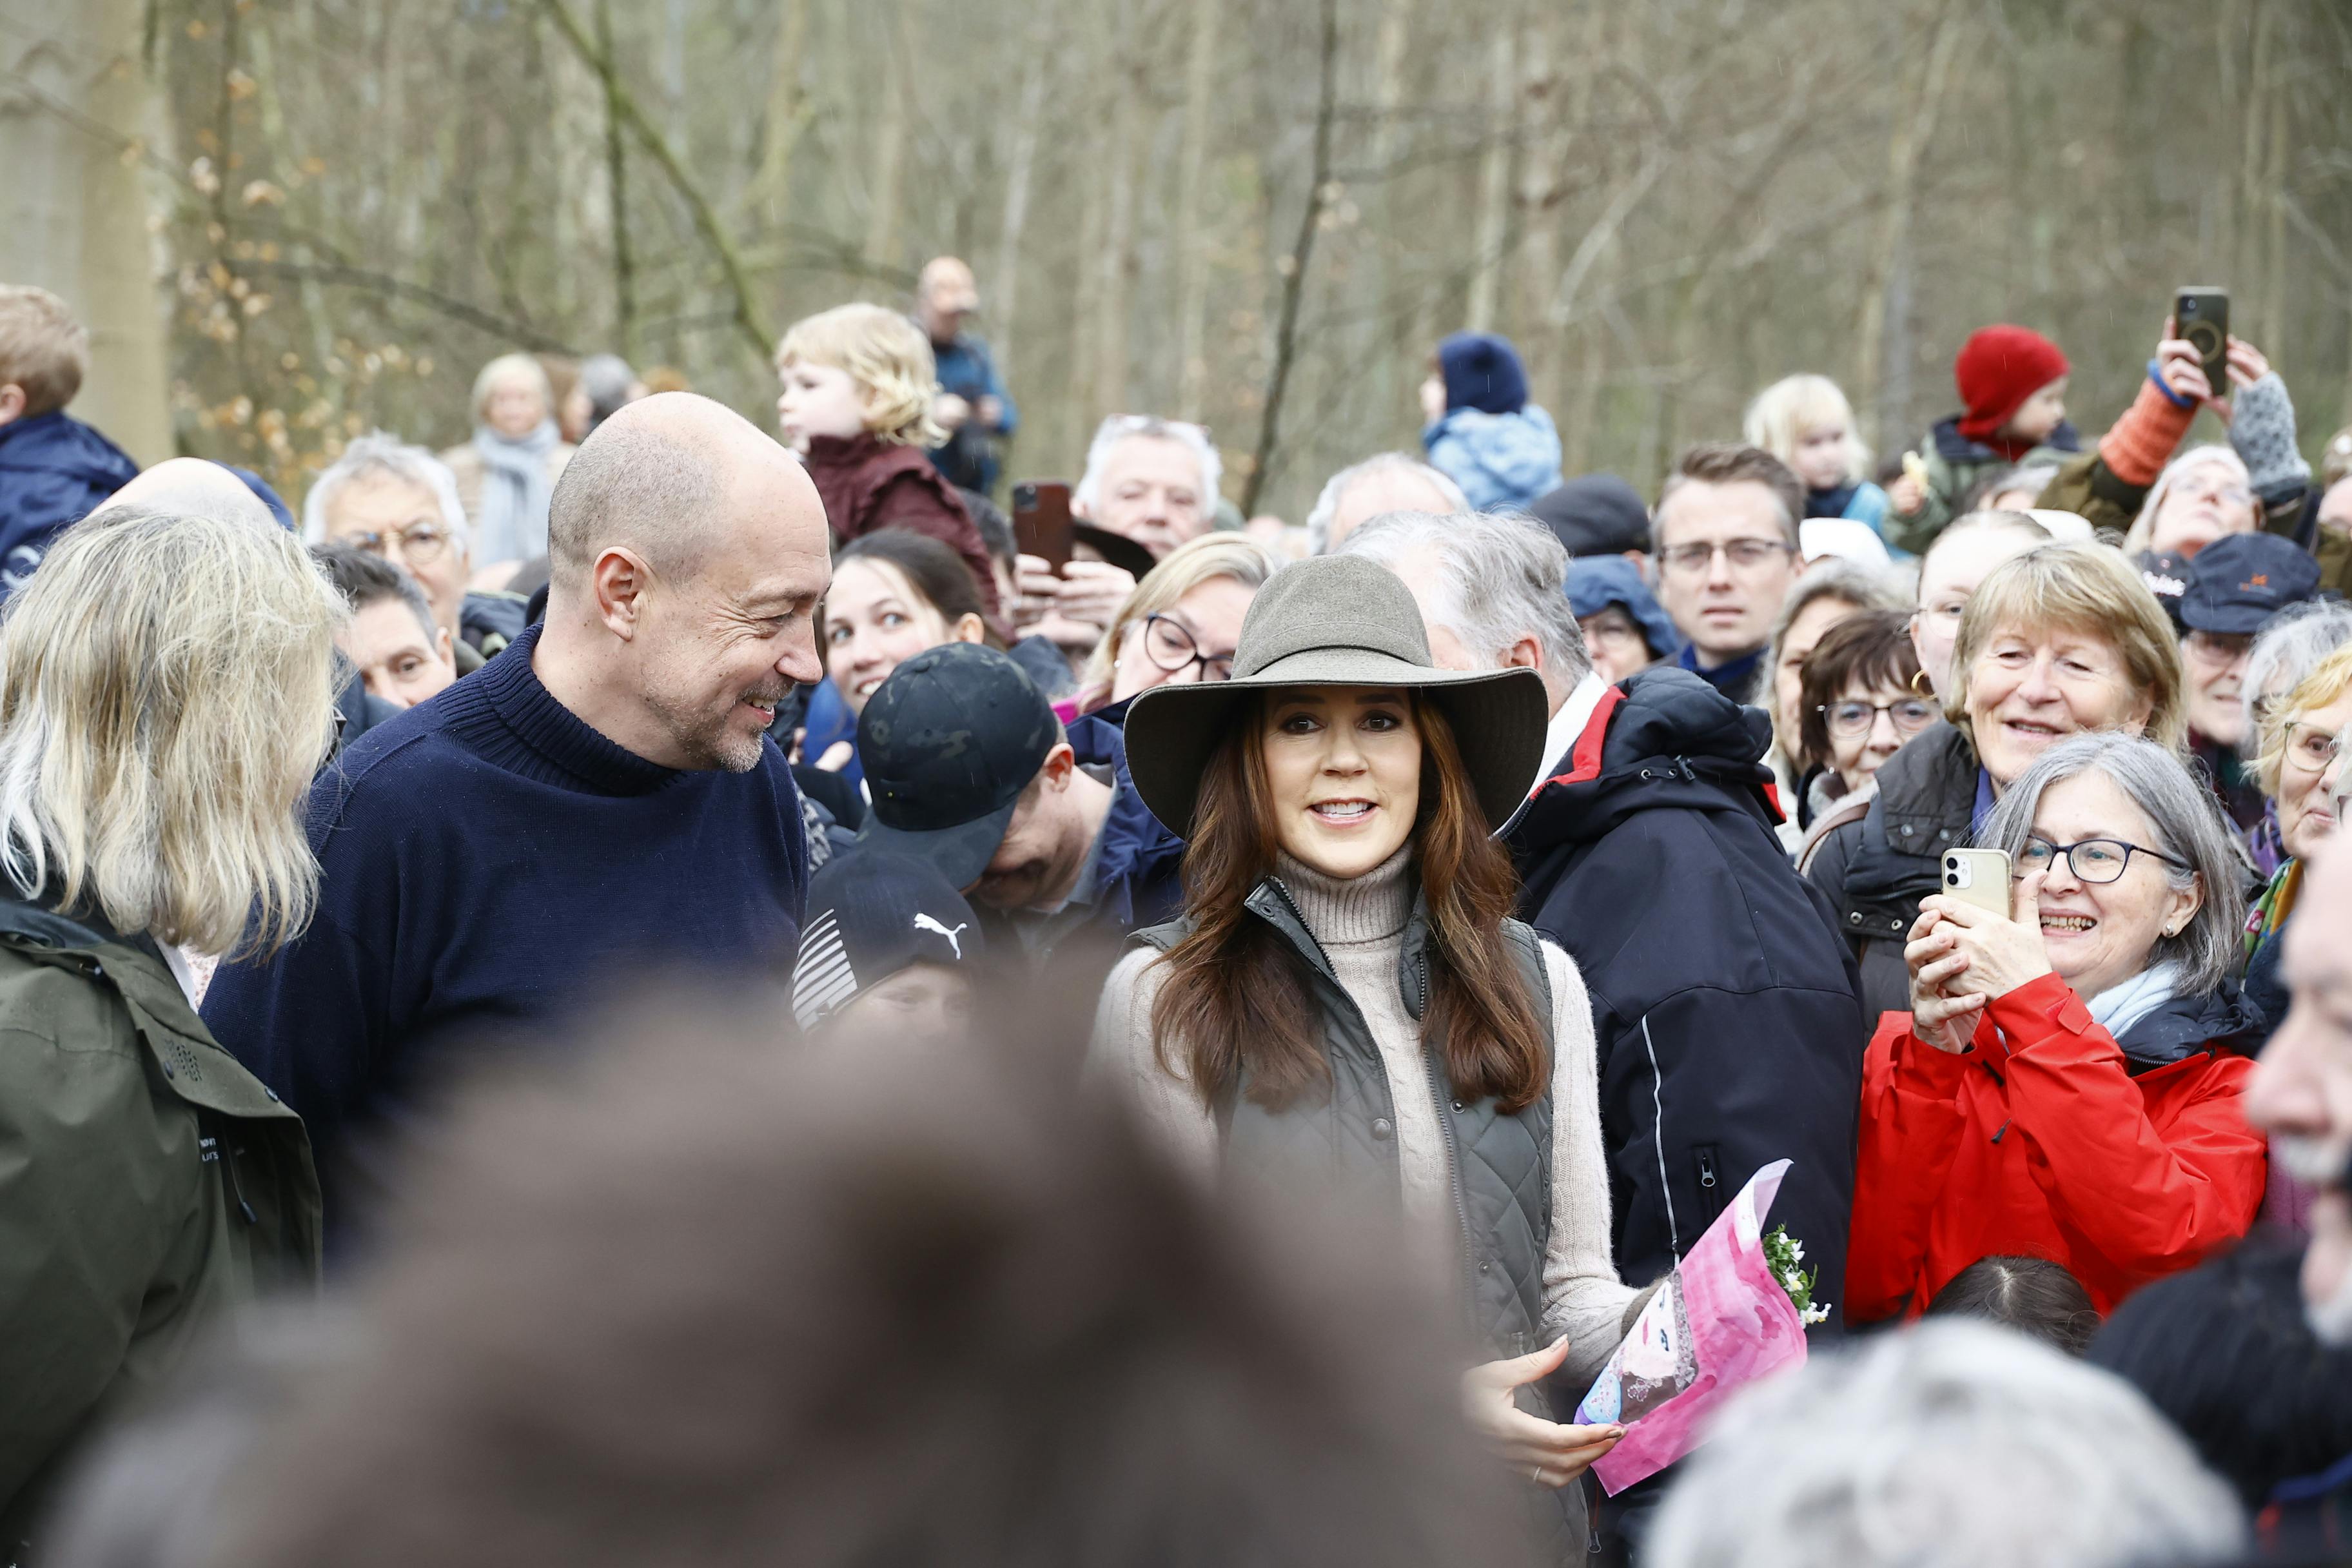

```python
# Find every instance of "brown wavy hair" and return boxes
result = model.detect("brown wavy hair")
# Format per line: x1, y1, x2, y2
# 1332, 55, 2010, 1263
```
1148, 689, 1548, 1115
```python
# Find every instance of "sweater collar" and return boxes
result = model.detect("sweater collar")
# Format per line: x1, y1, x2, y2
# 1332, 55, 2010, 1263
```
466, 623, 684, 796
1272, 845, 1413, 946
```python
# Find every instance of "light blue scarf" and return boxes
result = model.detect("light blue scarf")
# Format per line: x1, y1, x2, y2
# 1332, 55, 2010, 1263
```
2085, 960, 2183, 1041
470, 417, 560, 564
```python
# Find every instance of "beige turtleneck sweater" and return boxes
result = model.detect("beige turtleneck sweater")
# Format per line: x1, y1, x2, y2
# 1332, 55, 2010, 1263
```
1089, 846, 1633, 1386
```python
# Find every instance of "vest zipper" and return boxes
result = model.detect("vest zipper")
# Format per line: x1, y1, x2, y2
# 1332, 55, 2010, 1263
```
1262, 877, 1483, 1318
1414, 934, 1484, 1320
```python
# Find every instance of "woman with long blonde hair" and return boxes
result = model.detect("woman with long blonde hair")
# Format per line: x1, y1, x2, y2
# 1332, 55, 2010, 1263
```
1066, 533, 1280, 717
0, 502, 341, 1551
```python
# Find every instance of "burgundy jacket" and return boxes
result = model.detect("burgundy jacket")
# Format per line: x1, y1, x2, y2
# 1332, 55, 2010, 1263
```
802, 435, 1000, 620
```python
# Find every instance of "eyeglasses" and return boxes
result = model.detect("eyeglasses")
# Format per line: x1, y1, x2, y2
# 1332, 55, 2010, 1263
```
2018, 836, 2190, 885
342, 522, 453, 566
2171, 478, 2255, 507
1658, 539, 1796, 577
1142, 613, 1233, 683
2184, 631, 2253, 667
1819, 698, 1937, 738
2282, 721, 2344, 778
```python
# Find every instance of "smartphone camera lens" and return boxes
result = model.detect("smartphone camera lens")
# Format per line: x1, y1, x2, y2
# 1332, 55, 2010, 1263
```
2182, 299, 2197, 314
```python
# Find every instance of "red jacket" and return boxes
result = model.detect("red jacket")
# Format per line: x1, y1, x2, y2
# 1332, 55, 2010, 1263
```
1848, 971, 2266, 1321
801, 434, 1001, 620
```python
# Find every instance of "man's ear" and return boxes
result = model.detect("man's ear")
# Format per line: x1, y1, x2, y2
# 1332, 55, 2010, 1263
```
1500, 633, 1544, 675
0, 384, 26, 425
1038, 741, 1077, 792
950, 612, 986, 645
591, 547, 657, 640
435, 625, 456, 668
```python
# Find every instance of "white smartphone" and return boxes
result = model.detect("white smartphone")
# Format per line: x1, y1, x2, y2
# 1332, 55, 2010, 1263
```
1940, 848, 2012, 918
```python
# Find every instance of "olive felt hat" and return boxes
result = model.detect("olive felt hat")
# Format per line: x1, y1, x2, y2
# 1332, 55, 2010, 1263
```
1121, 553, 1550, 838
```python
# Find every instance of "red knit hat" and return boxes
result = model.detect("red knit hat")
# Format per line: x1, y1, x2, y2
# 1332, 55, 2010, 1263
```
1954, 325, 2070, 443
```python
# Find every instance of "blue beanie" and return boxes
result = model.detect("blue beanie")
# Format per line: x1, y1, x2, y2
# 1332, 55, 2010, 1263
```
1566, 556, 1680, 662
1437, 331, 1529, 417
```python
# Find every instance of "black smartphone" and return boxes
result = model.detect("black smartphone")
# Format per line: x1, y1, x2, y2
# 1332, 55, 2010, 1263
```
1010, 480, 1073, 573
2176, 287, 2229, 401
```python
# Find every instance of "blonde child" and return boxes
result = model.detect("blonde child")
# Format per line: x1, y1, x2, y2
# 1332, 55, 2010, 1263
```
776, 303, 997, 618
0, 285, 139, 595
1743, 375, 1888, 538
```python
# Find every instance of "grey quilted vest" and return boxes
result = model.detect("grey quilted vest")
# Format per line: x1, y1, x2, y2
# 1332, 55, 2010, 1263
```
1133, 875, 1589, 1558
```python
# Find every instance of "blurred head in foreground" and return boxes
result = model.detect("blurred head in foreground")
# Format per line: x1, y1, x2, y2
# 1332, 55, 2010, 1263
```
171, 1000, 1536, 1568
1645, 1320, 2243, 1568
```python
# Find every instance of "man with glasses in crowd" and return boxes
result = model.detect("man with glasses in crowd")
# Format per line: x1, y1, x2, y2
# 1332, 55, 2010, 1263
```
1652, 443, 1807, 705
303, 432, 533, 674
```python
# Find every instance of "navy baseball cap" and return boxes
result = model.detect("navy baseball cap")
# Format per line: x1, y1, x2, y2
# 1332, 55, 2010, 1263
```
2178, 533, 2321, 636
855, 643, 1058, 889
791, 852, 985, 1028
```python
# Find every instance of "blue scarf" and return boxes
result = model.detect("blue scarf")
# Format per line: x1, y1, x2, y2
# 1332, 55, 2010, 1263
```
470, 418, 561, 564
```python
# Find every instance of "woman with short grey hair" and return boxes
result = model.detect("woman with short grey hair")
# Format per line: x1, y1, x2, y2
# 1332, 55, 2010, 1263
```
1848, 731, 2266, 1323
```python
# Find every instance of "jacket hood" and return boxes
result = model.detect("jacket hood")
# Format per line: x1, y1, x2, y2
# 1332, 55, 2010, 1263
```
0, 410, 139, 487
2115, 977, 2268, 1071
1513, 665, 1778, 852
1067, 708, 1185, 923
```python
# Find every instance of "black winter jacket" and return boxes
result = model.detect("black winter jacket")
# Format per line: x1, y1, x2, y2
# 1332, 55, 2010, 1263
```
1507, 667, 1863, 1334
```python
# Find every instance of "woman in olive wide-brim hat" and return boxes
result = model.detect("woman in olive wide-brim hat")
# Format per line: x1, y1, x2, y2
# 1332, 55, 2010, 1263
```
1092, 553, 1638, 1546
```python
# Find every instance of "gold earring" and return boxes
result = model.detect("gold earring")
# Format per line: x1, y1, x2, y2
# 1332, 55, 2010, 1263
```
1910, 669, 1936, 698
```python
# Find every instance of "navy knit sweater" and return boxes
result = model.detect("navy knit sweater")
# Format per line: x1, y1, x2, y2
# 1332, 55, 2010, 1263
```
202, 623, 808, 1223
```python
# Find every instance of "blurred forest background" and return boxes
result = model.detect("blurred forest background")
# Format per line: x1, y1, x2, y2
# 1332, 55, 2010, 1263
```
6, 0, 2352, 518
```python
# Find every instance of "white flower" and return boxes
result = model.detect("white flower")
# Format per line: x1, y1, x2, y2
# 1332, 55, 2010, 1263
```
1787, 1240, 1805, 1262
1801, 1301, 1832, 1326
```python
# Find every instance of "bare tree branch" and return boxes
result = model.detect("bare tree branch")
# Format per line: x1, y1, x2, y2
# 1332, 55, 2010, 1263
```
537, 0, 774, 360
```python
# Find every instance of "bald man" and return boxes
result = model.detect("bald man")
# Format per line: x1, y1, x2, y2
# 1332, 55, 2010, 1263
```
915, 256, 1017, 494
204, 395, 828, 1242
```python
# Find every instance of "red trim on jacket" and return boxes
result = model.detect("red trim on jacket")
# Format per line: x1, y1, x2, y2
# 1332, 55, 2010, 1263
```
1847, 972, 2266, 1321
1544, 683, 1627, 790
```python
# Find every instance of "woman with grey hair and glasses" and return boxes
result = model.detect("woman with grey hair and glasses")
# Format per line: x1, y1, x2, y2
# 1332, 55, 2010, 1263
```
1848, 732, 2266, 1324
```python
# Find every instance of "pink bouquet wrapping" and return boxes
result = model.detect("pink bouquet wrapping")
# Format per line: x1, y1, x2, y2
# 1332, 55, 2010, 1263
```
1570, 1159, 1810, 1494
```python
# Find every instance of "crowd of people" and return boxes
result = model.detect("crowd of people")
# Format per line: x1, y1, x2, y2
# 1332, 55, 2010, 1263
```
1, 248, 2351, 1568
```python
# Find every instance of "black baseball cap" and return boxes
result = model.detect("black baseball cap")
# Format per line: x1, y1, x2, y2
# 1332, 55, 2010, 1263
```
1527, 473, 1652, 558
855, 642, 1059, 888
791, 851, 985, 1028
2178, 533, 2322, 636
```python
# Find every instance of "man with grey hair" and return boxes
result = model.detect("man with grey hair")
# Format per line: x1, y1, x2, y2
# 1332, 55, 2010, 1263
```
304, 431, 530, 671
1019, 415, 1226, 651
1304, 453, 1467, 554
1343, 511, 1861, 1437
1646, 1320, 2244, 1568
205, 394, 827, 1242
1337, 509, 1604, 783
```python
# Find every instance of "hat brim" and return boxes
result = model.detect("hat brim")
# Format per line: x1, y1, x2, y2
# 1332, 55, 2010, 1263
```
1122, 651, 1551, 839
854, 796, 1021, 892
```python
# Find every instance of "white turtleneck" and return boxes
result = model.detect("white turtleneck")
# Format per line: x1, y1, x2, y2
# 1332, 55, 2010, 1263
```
1088, 846, 1632, 1383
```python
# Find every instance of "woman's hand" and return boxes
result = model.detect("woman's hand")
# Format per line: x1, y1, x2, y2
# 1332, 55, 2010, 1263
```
1904, 906, 1986, 1054
1919, 868, 2055, 1000
2153, 329, 2217, 410
1419, 373, 1449, 424
2224, 334, 2272, 391
1461, 1337, 1625, 1489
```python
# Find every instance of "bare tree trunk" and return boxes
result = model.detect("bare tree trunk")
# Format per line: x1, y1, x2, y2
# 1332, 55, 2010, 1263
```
1365, 0, 1416, 431
1239, 0, 1340, 514
1095, 50, 1141, 418
0, 0, 172, 462
1855, 1, 1962, 447
1464, 19, 1516, 333
1172, 0, 1222, 420
2233, 0, 2273, 297
862, 6, 914, 279
752, 0, 812, 230
991, 39, 1048, 385
597, 0, 636, 355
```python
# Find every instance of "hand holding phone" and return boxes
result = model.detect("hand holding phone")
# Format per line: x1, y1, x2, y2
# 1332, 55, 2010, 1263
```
1011, 480, 1074, 573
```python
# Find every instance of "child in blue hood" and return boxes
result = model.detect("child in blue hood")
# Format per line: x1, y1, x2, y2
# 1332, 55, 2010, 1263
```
0, 287, 139, 600
1418, 331, 1564, 513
